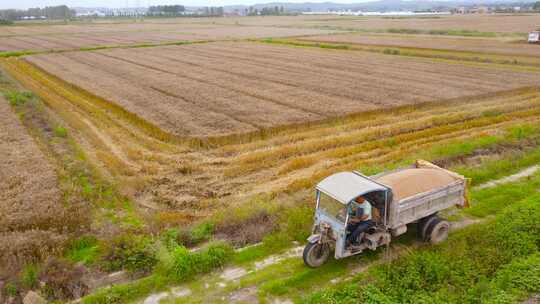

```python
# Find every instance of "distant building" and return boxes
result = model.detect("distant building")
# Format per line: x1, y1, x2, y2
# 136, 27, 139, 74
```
529, 32, 540, 44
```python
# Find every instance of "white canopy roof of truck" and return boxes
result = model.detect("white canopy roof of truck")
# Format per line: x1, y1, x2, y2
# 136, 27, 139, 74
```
316, 171, 388, 204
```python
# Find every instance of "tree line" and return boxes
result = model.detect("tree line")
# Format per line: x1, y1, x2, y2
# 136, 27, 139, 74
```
246, 6, 286, 16
0, 5, 74, 21
147, 5, 185, 16
145, 5, 224, 17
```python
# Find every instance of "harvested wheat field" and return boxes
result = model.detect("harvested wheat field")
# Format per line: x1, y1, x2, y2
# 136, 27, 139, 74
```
0, 96, 67, 273
5, 54, 540, 212
0, 97, 61, 232
0, 23, 339, 52
23, 42, 540, 137
301, 14, 540, 33
300, 33, 540, 56
177, 14, 540, 33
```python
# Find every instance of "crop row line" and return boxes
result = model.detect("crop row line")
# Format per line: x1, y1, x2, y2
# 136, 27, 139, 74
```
226, 97, 540, 176
217, 88, 540, 154
284, 116, 540, 193
257, 38, 540, 71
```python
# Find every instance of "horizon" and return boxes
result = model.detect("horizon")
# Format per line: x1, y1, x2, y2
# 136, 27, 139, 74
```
0, 0, 511, 10
1, 0, 379, 10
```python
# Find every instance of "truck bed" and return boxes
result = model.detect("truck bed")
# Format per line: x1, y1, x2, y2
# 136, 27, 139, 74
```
372, 161, 467, 229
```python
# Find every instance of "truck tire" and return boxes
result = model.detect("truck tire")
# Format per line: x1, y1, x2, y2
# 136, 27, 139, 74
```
426, 218, 450, 244
303, 242, 330, 268
418, 214, 438, 242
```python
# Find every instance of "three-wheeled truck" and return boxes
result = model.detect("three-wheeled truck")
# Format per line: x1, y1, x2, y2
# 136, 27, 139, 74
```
303, 160, 468, 268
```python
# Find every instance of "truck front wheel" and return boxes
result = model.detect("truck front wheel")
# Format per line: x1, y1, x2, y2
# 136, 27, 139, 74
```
303, 242, 330, 268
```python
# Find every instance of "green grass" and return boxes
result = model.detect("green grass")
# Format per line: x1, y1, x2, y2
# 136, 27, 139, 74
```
53, 125, 68, 137
0, 50, 40, 58
387, 28, 507, 38
456, 146, 540, 187
258, 251, 379, 300
20, 264, 39, 289
81, 274, 168, 304
356, 133, 506, 177
0, 19, 14, 26
3, 90, 34, 106
3, 282, 18, 297
65, 236, 100, 265
0, 39, 214, 58
467, 172, 540, 218
155, 241, 234, 281
82, 241, 234, 304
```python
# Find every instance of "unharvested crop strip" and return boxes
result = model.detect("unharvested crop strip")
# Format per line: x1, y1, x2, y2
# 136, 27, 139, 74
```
228, 96, 540, 175
218, 88, 540, 154
284, 117, 540, 193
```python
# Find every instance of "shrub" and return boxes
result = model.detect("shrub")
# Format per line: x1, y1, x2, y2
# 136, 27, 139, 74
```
3, 90, 33, 106
39, 258, 88, 300
54, 125, 68, 138
162, 221, 215, 248
161, 228, 181, 250
279, 203, 314, 242
20, 264, 39, 289
65, 236, 100, 265
507, 124, 538, 140
157, 241, 233, 281
190, 222, 214, 242
99, 234, 157, 274
3, 281, 18, 297
0, 19, 13, 25
215, 206, 278, 246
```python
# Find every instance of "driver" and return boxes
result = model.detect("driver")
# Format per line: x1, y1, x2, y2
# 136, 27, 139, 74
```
347, 196, 374, 246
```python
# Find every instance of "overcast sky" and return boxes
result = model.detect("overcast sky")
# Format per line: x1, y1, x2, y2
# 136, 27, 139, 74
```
1, 0, 374, 9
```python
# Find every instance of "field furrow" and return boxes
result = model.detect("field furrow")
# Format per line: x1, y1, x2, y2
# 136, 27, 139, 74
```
23, 41, 540, 138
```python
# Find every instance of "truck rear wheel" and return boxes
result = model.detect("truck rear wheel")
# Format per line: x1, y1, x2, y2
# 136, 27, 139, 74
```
418, 214, 438, 241
303, 242, 330, 268
427, 219, 450, 244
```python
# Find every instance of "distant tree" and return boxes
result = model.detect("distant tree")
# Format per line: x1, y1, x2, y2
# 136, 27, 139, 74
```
0, 19, 13, 25
0, 5, 73, 21
534, 1, 540, 10
148, 5, 185, 16
200, 6, 223, 16
258, 6, 285, 16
